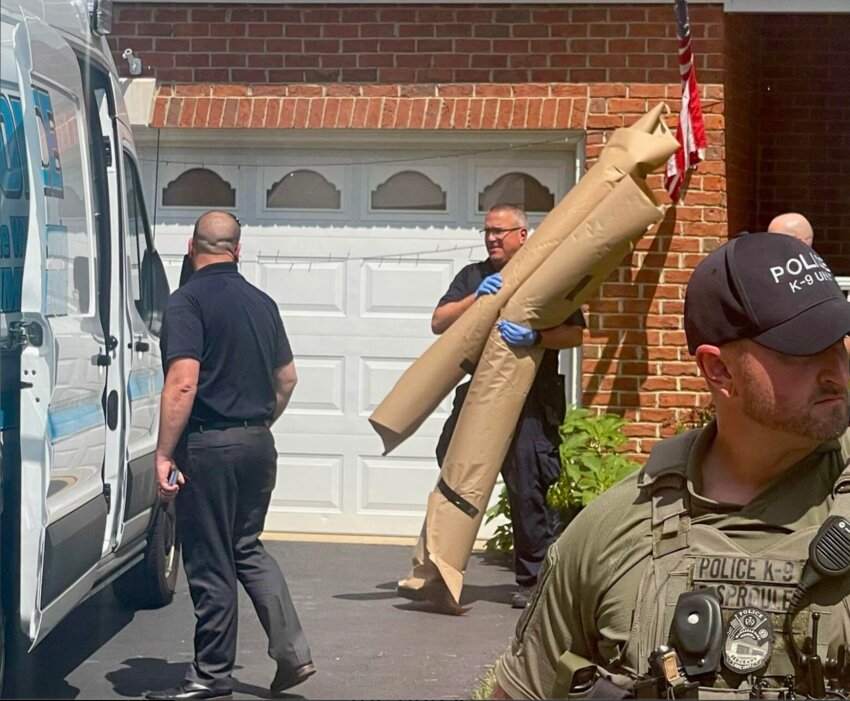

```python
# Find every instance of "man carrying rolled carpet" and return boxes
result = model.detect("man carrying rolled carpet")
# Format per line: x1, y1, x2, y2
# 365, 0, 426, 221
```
429, 203, 585, 609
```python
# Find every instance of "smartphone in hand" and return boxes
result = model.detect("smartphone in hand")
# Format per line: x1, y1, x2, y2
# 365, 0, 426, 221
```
168, 467, 179, 486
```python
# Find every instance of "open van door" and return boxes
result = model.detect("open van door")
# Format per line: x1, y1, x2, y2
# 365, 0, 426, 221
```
13, 13, 110, 646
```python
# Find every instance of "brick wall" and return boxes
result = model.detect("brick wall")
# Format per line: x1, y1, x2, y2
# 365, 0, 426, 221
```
109, 3, 724, 85
724, 13, 758, 238
110, 3, 729, 458
753, 14, 850, 275
581, 84, 725, 456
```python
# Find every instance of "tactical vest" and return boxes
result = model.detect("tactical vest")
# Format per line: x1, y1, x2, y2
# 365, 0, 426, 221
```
617, 430, 850, 698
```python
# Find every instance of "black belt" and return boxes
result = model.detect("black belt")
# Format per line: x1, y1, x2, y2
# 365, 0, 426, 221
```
188, 418, 267, 432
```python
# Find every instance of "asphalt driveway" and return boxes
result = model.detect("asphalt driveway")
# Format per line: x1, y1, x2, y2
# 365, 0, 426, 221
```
7, 540, 521, 699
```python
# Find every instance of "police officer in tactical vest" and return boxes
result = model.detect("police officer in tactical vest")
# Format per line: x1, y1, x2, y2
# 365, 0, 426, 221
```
493, 232, 850, 699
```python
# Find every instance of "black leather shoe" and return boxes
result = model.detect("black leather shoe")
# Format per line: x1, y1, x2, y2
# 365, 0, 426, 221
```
270, 662, 316, 696
511, 585, 534, 609
145, 681, 232, 700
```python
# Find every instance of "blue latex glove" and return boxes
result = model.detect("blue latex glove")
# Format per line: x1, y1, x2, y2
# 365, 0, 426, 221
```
475, 272, 503, 298
498, 320, 539, 348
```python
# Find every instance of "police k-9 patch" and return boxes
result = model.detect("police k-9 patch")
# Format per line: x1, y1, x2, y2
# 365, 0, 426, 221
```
723, 607, 774, 674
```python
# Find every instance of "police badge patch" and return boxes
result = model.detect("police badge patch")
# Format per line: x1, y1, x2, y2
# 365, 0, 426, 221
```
723, 607, 774, 674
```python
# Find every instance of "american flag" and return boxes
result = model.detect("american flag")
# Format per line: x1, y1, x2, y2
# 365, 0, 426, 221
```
665, 0, 707, 203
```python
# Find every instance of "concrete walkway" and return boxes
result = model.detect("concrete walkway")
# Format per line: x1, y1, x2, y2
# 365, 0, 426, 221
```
10, 540, 523, 699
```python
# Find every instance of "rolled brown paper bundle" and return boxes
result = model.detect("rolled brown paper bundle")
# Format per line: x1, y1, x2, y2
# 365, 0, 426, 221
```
370, 103, 679, 455
399, 174, 667, 610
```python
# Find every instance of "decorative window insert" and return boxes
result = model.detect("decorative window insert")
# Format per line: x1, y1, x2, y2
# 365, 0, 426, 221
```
267, 169, 341, 210
162, 167, 235, 207
478, 172, 554, 213
371, 170, 447, 211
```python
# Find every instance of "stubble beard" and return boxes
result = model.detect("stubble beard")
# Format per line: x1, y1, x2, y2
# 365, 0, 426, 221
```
739, 376, 849, 442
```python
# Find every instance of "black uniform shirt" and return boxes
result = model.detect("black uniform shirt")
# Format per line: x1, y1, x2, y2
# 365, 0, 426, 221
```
160, 262, 292, 423
438, 259, 586, 391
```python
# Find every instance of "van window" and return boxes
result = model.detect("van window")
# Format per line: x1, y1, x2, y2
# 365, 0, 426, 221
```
32, 80, 94, 317
123, 151, 155, 328
0, 20, 28, 315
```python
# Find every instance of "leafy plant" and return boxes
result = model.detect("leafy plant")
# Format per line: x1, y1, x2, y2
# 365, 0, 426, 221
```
483, 407, 640, 553
664, 404, 716, 434
547, 407, 640, 512
483, 485, 514, 553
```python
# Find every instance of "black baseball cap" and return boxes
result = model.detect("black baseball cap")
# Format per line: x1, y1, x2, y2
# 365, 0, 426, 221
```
684, 232, 850, 356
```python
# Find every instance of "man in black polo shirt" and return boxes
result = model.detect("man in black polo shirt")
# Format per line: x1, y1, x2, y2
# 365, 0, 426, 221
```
432, 203, 585, 609
147, 211, 314, 700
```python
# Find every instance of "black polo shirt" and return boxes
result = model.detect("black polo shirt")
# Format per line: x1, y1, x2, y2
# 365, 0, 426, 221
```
438, 259, 586, 393
160, 262, 292, 424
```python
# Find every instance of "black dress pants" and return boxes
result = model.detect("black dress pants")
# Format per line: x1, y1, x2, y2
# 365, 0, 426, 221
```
175, 425, 312, 692
499, 413, 561, 587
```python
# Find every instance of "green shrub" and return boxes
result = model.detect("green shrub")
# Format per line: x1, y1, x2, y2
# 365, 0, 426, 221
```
483, 484, 514, 554
665, 404, 716, 434
483, 406, 640, 553
547, 407, 641, 512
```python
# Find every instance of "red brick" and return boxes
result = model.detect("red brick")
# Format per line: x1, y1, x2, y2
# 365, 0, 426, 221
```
150, 97, 167, 127
287, 85, 323, 97
264, 100, 280, 129
192, 97, 211, 126
218, 98, 236, 128
248, 98, 266, 128
204, 98, 223, 127
277, 100, 295, 129
468, 99, 483, 130
211, 84, 248, 98
587, 114, 623, 129
331, 97, 351, 128
408, 99, 426, 129
394, 99, 412, 129
423, 98, 441, 129
362, 85, 398, 97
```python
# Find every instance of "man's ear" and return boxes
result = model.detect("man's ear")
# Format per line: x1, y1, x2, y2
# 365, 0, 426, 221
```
695, 344, 733, 395
234, 242, 242, 262
519, 229, 528, 244
187, 236, 194, 256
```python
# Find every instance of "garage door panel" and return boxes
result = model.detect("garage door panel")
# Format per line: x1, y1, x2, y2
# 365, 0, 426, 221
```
357, 455, 439, 515
259, 258, 347, 317
271, 452, 344, 513
287, 355, 345, 416
360, 259, 455, 319
359, 356, 454, 420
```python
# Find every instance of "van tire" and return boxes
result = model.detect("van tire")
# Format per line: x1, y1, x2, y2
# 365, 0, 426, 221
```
113, 501, 180, 609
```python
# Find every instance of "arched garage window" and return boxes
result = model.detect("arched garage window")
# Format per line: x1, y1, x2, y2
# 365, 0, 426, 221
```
478, 172, 554, 213
267, 169, 341, 210
162, 167, 235, 207
371, 170, 446, 211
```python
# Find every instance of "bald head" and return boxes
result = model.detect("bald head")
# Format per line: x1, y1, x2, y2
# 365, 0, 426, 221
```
192, 211, 241, 256
767, 212, 814, 247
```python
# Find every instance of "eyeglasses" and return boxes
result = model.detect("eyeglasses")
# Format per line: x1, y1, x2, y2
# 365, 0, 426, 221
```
480, 226, 523, 239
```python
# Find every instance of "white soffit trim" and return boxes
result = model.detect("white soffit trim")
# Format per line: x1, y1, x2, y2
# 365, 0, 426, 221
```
726, 0, 850, 11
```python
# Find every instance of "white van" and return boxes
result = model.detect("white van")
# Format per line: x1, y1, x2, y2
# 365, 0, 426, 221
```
0, 0, 174, 688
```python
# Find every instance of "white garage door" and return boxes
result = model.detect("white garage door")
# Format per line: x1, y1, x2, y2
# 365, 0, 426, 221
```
137, 130, 580, 536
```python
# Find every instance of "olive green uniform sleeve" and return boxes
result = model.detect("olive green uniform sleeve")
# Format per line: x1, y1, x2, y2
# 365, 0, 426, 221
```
494, 475, 647, 699
840, 426, 850, 463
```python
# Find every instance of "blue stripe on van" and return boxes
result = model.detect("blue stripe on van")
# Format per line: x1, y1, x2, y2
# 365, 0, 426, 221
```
128, 371, 149, 400
48, 402, 103, 440
128, 367, 164, 401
